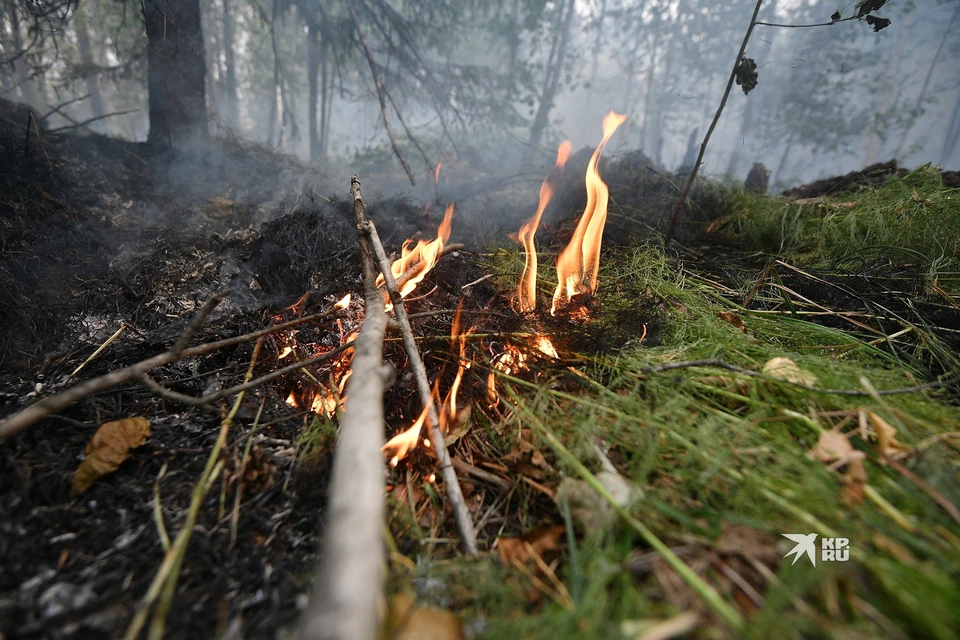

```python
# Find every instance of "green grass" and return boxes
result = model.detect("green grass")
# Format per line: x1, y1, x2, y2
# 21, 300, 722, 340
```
730, 166, 960, 285
392, 241, 960, 639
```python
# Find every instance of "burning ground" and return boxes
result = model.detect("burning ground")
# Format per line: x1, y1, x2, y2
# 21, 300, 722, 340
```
2, 98, 960, 639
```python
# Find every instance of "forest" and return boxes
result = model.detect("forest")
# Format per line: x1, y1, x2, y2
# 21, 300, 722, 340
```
1, 1, 959, 639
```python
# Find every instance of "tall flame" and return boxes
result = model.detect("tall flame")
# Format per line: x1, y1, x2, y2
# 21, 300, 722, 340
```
517, 141, 571, 313
377, 203, 455, 305
551, 111, 627, 315
447, 299, 470, 419
381, 403, 430, 467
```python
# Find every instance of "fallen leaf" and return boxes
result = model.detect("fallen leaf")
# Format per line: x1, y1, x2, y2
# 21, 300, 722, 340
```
716, 311, 746, 332
868, 411, 910, 460
842, 458, 868, 506
383, 592, 465, 640
706, 216, 733, 234
809, 429, 854, 463
763, 357, 817, 386
72, 418, 151, 496
497, 525, 565, 566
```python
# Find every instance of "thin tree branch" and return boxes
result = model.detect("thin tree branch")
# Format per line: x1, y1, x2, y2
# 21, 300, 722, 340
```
664, 0, 764, 246
300, 175, 390, 640
347, 2, 416, 186
365, 218, 479, 555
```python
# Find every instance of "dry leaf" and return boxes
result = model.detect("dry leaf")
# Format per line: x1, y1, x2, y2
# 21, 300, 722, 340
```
705, 216, 733, 234
763, 357, 817, 386
497, 525, 565, 566
842, 458, 867, 506
383, 593, 465, 640
72, 418, 151, 496
809, 429, 853, 463
868, 411, 910, 460
716, 311, 746, 332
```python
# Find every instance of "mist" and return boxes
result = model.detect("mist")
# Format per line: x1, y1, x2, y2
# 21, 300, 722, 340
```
2, 0, 957, 197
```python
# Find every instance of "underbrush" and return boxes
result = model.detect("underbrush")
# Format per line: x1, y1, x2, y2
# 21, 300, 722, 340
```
730, 166, 960, 286
397, 242, 960, 639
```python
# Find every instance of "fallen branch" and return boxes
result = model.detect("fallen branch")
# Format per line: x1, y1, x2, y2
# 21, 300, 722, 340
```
300, 176, 391, 640
365, 218, 479, 555
0, 294, 347, 441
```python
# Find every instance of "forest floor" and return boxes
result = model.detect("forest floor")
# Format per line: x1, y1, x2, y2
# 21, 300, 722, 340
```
1, 96, 959, 640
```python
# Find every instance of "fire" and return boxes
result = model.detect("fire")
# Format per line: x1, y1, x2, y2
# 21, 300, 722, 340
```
551, 111, 627, 314
517, 141, 571, 313
285, 391, 298, 408
381, 403, 430, 467
377, 203, 455, 306
487, 334, 558, 404
278, 346, 293, 359
446, 300, 470, 419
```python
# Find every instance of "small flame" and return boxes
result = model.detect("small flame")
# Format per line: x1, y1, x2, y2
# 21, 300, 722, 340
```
447, 300, 469, 419
285, 392, 298, 408
551, 111, 627, 315
536, 335, 559, 358
279, 346, 293, 359
381, 403, 430, 467
334, 293, 352, 310
517, 141, 571, 313
377, 203, 455, 306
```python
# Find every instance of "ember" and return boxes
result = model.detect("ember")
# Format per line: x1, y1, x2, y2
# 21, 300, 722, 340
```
551, 111, 627, 314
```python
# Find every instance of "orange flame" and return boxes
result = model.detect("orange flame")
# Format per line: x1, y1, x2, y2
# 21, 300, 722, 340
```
377, 203, 455, 305
517, 141, 571, 313
381, 403, 430, 467
551, 111, 627, 315
447, 300, 471, 419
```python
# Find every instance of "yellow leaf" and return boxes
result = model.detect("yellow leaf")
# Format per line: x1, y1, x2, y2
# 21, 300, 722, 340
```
868, 411, 910, 459
716, 311, 746, 332
72, 418, 151, 496
383, 593, 465, 640
763, 357, 817, 386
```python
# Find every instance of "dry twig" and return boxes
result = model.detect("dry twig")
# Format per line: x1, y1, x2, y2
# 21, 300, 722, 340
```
300, 176, 392, 640
365, 218, 480, 555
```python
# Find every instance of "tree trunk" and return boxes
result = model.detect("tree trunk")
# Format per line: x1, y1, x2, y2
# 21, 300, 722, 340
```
893, 4, 959, 161
74, 6, 108, 132
320, 38, 331, 156
5, 4, 42, 107
941, 89, 960, 167
527, 0, 576, 153
307, 22, 320, 160
143, 0, 209, 147
221, 0, 239, 128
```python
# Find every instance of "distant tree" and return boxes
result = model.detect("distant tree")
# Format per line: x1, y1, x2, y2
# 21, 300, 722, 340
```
143, 0, 209, 147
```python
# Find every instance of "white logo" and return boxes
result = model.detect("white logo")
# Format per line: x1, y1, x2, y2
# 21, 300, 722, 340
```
782, 534, 850, 566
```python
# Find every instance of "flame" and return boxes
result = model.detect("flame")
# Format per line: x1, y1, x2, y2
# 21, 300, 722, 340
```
381, 403, 430, 467
535, 335, 559, 358
377, 203, 455, 306
285, 392, 298, 408
551, 111, 627, 315
334, 293, 352, 310
279, 346, 293, 359
447, 300, 471, 419
517, 141, 571, 313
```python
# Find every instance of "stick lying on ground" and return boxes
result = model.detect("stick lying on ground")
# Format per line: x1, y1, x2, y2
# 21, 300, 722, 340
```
365, 217, 480, 556
300, 176, 391, 640
0, 296, 347, 441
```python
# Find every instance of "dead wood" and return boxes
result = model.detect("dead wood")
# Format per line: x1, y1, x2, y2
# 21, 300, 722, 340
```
0, 294, 348, 441
299, 176, 390, 640
365, 218, 480, 555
